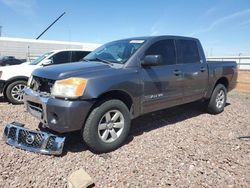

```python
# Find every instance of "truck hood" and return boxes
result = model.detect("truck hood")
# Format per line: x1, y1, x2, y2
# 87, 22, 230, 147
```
32, 61, 115, 80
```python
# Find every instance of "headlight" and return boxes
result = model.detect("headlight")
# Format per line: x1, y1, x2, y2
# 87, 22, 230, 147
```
51, 77, 88, 98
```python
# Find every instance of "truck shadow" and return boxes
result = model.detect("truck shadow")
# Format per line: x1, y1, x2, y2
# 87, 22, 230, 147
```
125, 102, 230, 145
38, 124, 89, 155
63, 131, 88, 154
125, 101, 205, 145
62, 101, 231, 155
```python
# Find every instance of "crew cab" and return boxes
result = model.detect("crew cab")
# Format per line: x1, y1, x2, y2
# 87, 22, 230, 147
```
7, 36, 238, 154
0, 49, 92, 104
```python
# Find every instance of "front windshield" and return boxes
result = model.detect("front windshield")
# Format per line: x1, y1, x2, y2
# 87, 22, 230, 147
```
84, 39, 145, 64
30, 52, 53, 65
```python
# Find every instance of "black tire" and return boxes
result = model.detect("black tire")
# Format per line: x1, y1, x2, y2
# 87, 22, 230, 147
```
82, 99, 131, 153
207, 84, 227, 114
5, 80, 27, 104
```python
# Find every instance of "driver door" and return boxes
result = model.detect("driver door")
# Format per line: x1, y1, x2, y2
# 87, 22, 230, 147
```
141, 39, 183, 114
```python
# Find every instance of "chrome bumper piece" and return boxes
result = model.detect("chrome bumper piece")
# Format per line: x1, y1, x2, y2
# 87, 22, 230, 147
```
3, 122, 65, 155
23, 88, 49, 125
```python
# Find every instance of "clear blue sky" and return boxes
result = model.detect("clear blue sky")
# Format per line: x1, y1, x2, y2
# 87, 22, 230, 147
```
0, 0, 250, 56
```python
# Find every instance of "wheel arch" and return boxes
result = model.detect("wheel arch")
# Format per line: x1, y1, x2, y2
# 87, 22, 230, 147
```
3, 76, 29, 96
92, 90, 134, 118
205, 76, 229, 100
214, 77, 229, 90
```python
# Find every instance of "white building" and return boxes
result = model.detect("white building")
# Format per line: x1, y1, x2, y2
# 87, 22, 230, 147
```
0, 37, 101, 61
207, 56, 250, 70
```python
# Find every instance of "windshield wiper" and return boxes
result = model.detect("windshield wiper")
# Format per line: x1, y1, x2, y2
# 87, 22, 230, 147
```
85, 57, 113, 65
81, 59, 89, 62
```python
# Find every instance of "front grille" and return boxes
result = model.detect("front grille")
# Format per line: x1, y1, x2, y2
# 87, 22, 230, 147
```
18, 130, 44, 148
46, 136, 56, 150
9, 127, 17, 140
3, 123, 65, 155
30, 76, 55, 94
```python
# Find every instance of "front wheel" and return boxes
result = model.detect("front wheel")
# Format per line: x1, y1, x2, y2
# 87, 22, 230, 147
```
5, 80, 27, 104
82, 99, 131, 153
207, 84, 227, 114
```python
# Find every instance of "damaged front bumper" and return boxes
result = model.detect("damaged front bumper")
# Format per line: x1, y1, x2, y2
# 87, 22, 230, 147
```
3, 122, 65, 155
23, 87, 94, 133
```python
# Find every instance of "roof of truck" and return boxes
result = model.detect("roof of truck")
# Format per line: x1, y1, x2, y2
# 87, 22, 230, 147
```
120, 35, 198, 41
50, 49, 92, 53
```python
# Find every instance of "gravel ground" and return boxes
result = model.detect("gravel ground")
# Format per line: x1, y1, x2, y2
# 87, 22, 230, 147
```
0, 91, 250, 188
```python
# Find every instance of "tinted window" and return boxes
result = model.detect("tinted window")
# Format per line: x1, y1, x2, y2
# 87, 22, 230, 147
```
176, 40, 200, 64
145, 39, 176, 65
51, 51, 71, 64
84, 39, 145, 64
71, 51, 90, 62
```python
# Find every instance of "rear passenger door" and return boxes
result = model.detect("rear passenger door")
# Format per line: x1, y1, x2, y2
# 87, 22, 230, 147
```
51, 51, 71, 64
141, 39, 183, 114
176, 39, 208, 102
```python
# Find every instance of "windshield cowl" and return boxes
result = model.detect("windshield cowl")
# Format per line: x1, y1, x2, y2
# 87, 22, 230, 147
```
84, 57, 113, 65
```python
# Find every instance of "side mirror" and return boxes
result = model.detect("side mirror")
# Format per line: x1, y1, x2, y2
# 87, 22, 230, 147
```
141, 55, 162, 66
42, 59, 52, 66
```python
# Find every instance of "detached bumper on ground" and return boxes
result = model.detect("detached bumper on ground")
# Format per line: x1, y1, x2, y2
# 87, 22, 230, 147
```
3, 122, 65, 155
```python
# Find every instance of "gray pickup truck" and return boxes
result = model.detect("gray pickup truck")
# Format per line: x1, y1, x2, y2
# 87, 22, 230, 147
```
3, 36, 238, 154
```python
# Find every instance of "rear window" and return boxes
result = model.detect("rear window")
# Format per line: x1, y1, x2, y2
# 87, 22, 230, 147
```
176, 40, 200, 64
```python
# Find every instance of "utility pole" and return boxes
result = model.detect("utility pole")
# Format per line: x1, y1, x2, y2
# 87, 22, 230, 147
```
238, 53, 242, 69
0, 26, 2, 37
36, 12, 66, 40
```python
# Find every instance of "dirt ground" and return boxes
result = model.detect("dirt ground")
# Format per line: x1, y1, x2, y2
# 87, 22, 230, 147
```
236, 70, 250, 93
0, 91, 250, 187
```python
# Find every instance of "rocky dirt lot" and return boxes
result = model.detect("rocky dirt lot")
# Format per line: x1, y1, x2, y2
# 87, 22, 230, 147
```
0, 91, 250, 188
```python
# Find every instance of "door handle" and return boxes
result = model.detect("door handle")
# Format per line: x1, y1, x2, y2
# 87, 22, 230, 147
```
173, 70, 181, 76
200, 67, 206, 72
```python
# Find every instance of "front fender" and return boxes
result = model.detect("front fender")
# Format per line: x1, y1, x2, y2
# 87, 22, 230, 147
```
83, 70, 140, 100
82, 69, 142, 117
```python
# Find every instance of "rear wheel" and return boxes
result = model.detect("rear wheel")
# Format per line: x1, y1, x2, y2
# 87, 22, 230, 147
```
82, 99, 131, 153
207, 84, 227, 114
5, 80, 27, 104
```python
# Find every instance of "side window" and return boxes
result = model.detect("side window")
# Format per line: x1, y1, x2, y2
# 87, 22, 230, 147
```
145, 39, 176, 65
176, 40, 200, 64
71, 51, 90, 62
51, 51, 71, 64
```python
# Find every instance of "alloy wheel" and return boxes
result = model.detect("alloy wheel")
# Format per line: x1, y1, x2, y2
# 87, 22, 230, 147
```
11, 84, 26, 102
215, 90, 225, 109
98, 110, 125, 143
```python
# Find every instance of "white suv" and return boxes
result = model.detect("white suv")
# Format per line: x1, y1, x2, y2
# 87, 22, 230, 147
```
0, 49, 91, 104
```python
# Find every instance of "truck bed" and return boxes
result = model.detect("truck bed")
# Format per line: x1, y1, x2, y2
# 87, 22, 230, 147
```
205, 60, 238, 97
